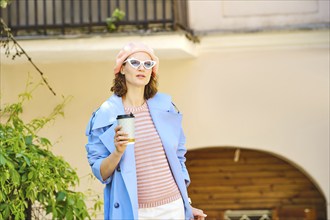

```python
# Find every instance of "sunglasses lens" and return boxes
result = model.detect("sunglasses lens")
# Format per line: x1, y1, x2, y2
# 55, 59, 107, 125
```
129, 59, 141, 68
144, 61, 155, 69
126, 59, 155, 69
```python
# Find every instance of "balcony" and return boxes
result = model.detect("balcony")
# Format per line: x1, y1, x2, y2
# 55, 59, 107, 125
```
0, 0, 189, 37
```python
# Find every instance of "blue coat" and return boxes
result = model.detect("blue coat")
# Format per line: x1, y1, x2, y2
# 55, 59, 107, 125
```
85, 93, 193, 220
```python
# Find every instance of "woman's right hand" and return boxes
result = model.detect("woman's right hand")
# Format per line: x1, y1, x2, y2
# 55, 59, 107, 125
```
100, 125, 128, 181
114, 125, 129, 154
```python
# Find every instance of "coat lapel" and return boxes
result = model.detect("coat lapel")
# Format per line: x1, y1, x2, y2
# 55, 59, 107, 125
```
147, 94, 191, 219
147, 94, 182, 163
97, 95, 138, 219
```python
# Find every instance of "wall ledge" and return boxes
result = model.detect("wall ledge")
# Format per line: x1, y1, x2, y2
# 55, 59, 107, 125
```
1, 29, 328, 64
1, 32, 197, 64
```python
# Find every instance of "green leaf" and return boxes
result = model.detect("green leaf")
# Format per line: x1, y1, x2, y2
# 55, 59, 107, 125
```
5, 159, 14, 169
16, 153, 23, 158
3, 205, 10, 219
3, 171, 9, 181
65, 210, 73, 220
22, 155, 30, 166
56, 191, 66, 202
18, 92, 32, 101
0, 190, 4, 201
0, 203, 7, 210
24, 135, 33, 145
46, 205, 52, 214
67, 197, 74, 206
21, 173, 27, 182
0, 154, 6, 166
39, 137, 51, 146
9, 169, 20, 185
0, 2, 7, 9
28, 171, 33, 180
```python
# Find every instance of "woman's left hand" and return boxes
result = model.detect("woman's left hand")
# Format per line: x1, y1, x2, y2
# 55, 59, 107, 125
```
191, 206, 207, 220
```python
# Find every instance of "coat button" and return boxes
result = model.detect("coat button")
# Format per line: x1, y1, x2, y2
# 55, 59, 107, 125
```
114, 202, 120, 208
116, 166, 121, 172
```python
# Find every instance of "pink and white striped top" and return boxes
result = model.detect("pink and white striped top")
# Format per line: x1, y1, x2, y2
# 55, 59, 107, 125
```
124, 102, 181, 208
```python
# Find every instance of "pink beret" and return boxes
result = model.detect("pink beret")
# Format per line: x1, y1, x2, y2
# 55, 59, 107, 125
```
113, 42, 159, 76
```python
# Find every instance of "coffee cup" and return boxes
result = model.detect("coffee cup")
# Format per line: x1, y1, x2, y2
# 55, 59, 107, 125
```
116, 113, 135, 145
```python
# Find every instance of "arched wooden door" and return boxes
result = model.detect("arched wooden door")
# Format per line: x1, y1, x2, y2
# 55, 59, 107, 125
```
186, 147, 327, 220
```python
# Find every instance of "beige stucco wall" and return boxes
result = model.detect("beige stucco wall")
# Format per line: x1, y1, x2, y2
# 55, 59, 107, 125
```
1, 30, 329, 217
188, 0, 330, 32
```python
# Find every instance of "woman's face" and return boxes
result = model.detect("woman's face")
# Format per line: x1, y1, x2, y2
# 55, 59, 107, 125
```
121, 52, 154, 89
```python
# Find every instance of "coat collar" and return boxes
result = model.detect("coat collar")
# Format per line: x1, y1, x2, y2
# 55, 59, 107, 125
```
147, 93, 172, 112
92, 93, 172, 131
91, 95, 125, 130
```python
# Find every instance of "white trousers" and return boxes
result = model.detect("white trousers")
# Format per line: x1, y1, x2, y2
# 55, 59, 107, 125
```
138, 198, 185, 220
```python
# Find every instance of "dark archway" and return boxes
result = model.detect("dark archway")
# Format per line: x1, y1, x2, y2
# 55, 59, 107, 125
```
186, 147, 327, 220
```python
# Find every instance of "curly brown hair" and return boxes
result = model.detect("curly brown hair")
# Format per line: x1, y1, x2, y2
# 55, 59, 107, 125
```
110, 73, 158, 100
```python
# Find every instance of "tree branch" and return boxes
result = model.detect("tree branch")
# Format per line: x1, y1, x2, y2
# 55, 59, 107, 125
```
0, 18, 56, 96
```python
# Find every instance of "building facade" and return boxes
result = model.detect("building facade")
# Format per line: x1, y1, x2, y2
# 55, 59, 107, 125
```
1, 0, 329, 219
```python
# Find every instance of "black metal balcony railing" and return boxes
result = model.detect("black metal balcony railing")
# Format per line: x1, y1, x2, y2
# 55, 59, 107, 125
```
0, 0, 189, 36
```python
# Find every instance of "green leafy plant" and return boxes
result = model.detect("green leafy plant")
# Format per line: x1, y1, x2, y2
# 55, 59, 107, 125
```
106, 8, 125, 32
0, 79, 95, 219
0, 0, 12, 8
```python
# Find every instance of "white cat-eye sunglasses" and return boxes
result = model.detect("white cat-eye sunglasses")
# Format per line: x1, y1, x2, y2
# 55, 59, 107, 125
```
123, 58, 156, 70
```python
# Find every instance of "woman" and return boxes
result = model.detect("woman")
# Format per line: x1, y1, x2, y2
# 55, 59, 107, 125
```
85, 42, 206, 220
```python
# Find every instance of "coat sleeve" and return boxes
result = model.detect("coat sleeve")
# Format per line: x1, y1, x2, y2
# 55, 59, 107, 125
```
177, 128, 191, 187
85, 111, 113, 184
170, 103, 191, 187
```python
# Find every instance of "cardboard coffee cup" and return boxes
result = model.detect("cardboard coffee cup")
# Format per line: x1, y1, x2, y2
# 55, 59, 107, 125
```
116, 113, 135, 145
